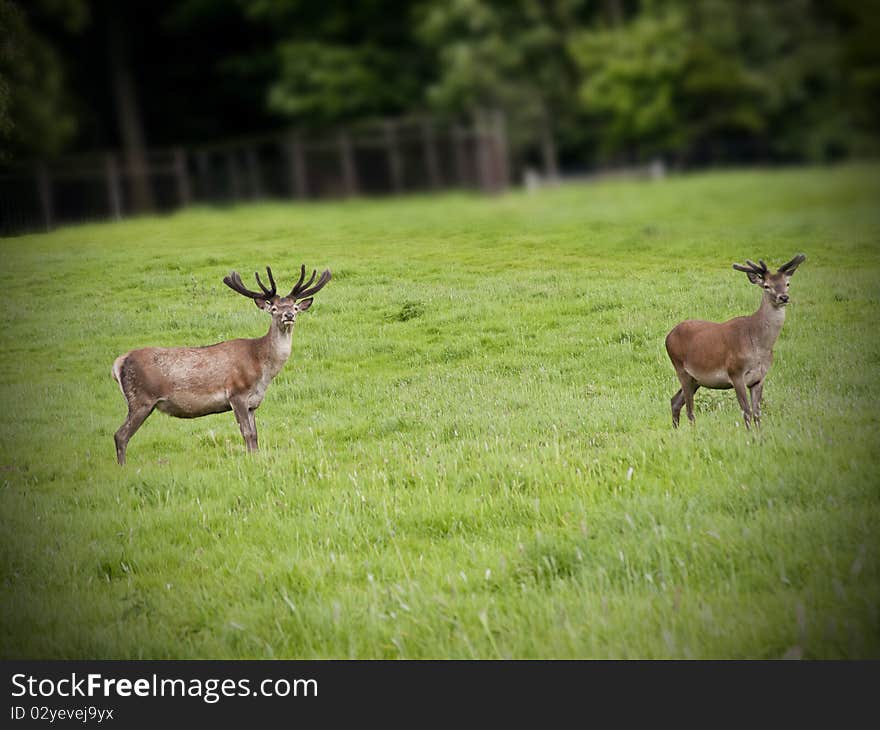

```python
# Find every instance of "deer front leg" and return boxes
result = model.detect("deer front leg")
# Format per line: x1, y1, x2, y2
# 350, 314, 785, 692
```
248, 408, 258, 450
732, 377, 752, 429
749, 380, 764, 427
230, 397, 258, 452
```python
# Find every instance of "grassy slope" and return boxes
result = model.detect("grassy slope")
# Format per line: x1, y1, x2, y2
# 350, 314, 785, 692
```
0, 164, 878, 658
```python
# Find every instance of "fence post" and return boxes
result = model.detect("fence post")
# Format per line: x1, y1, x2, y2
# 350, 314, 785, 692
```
492, 109, 510, 191
105, 153, 123, 220
36, 163, 53, 231
287, 134, 308, 199
384, 120, 404, 194
539, 111, 559, 182
338, 131, 359, 197
245, 145, 263, 199
473, 110, 495, 193
421, 118, 440, 190
226, 149, 243, 201
173, 147, 191, 207
196, 150, 211, 200
452, 124, 467, 187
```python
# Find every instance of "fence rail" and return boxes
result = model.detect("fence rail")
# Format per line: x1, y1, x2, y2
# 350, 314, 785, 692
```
0, 113, 510, 236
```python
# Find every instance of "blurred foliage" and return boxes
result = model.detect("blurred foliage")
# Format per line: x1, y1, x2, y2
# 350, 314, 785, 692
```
570, 0, 874, 163
417, 0, 588, 167
1, 0, 878, 166
267, 42, 413, 125
242, 0, 429, 126
0, 0, 86, 160
572, 11, 690, 159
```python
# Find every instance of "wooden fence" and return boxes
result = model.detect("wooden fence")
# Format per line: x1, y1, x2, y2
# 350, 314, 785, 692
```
0, 113, 509, 236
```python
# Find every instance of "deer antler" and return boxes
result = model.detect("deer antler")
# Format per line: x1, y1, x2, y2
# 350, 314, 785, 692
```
289, 265, 331, 299
223, 267, 277, 301
777, 253, 806, 274
255, 267, 276, 298
732, 259, 769, 276
288, 265, 306, 297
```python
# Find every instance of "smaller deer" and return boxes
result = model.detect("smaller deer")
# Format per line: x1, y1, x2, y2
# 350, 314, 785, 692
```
665, 254, 806, 429
111, 264, 331, 464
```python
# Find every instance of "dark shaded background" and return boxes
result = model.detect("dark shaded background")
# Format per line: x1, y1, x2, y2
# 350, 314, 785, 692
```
3, 0, 879, 174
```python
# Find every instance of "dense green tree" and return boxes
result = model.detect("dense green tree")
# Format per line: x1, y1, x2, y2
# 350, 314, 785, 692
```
267, 42, 414, 125
571, 11, 689, 161
240, 0, 430, 126
0, 0, 87, 161
829, 0, 880, 156
418, 0, 590, 175
570, 0, 879, 164
1, 0, 877, 169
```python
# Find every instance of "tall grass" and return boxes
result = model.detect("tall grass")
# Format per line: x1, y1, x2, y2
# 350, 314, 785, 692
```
1, 164, 878, 658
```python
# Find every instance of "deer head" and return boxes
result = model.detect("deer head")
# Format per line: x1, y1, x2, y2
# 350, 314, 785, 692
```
223, 265, 332, 330
732, 254, 806, 308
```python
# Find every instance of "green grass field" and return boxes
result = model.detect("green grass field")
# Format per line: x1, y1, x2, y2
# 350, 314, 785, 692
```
1, 164, 878, 658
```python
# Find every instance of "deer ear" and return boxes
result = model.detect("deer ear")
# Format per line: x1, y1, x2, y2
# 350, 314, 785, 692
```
296, 297, 313, 312
255, 298, 270, 310
746, 271, 764, 285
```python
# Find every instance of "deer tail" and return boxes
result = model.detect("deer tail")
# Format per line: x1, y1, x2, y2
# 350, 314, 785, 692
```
111, 355, 127, 398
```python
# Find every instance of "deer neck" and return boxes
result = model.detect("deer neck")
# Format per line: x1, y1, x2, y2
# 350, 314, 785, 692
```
749, 293, 786, 351
257, 320, 294, 374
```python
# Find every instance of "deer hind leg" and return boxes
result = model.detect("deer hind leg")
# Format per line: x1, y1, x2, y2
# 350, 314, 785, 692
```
675, 371, 699, 425
230, 397, 258, 452
113, 357, 156, 465
683, 380, 699, 424
732, 378, 753, 429
671, 388, 684, 428
749, 380, 765, 427
115, 401, 156, 465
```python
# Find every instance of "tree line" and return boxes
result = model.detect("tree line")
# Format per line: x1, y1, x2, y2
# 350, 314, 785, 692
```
2, 0, 878, 173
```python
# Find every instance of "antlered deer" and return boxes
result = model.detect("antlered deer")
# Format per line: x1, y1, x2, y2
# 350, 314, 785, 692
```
111, 264, 331, 464
665, 254, 806, 429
